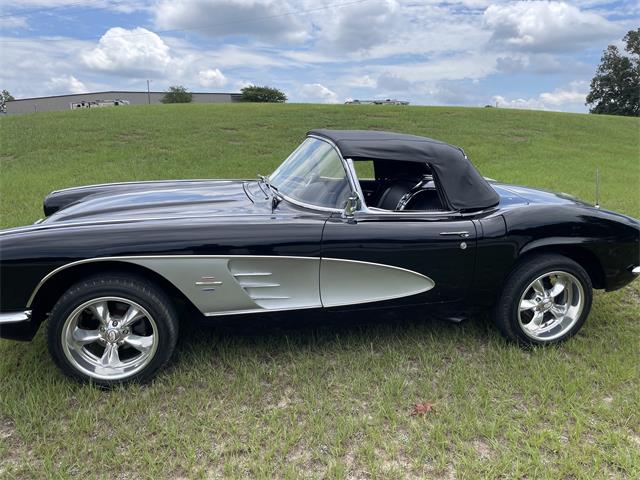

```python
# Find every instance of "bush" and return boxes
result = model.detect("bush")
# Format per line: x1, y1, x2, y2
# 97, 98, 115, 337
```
240, 85, 287, 103
161, 86, 193, 104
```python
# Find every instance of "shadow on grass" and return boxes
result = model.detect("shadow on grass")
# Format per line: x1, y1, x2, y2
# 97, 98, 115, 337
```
173, 306, 499, 362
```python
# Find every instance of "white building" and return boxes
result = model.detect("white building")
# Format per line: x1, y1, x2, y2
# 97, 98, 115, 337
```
5, 91, 242, 114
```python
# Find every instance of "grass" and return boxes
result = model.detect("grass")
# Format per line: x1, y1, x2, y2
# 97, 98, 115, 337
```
0, 104, 639, 479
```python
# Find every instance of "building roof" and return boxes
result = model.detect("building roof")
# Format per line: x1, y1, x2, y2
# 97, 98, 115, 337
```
308, 129, 499, 211
11, 91, 242, 101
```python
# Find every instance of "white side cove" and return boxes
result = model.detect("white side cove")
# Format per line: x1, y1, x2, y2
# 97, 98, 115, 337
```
31, 255, 435, 316
320, 258, 434, 307
125, 256, 322, 316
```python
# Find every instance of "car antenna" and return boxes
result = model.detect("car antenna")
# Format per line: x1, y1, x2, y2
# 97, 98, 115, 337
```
595, 167, 600, 209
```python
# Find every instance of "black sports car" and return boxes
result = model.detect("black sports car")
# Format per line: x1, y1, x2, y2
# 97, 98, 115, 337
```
1, 129, 638, 385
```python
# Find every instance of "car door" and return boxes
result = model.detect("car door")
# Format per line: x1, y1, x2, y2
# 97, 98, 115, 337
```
320, 210, 477, 307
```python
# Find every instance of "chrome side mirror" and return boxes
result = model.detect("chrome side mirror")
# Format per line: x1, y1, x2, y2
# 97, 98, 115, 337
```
343, 193, 361, 220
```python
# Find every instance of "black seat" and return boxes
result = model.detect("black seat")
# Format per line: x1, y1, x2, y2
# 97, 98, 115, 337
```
403, 189, 443, 211
376, 181, 415, 210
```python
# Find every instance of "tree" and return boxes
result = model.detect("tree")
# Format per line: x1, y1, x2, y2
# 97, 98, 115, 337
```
586, 29, 639, 117
0, 89, 15, 114
161, 85, 192, 104
240, 85, 287, 103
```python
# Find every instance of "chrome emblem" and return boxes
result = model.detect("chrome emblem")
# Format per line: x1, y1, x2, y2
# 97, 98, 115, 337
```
195, 276, 223, 292
105, 330, 118, 343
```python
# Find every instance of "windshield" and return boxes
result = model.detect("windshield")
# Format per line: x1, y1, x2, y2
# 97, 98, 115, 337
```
270, 137, 352, 210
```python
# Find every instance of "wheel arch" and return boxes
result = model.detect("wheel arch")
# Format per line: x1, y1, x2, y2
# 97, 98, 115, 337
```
518, 241, 605, 290
29, 260, 200, 325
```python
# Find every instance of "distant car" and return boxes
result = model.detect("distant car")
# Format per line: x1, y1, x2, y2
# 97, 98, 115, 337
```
1, 130, 639, 385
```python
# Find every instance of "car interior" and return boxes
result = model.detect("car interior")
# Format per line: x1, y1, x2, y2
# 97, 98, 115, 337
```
354, 159, 446, 212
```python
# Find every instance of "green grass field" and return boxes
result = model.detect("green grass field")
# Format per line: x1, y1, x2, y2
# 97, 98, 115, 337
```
1, 104, 639, 479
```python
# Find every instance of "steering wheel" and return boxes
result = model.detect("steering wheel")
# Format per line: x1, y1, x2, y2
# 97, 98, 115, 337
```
396, 176, 434, 211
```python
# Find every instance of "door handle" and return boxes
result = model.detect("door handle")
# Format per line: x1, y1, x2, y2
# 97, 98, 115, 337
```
439, 231, 470, 238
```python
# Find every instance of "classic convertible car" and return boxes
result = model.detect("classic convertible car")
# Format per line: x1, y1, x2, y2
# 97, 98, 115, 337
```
1, 130, 639, 385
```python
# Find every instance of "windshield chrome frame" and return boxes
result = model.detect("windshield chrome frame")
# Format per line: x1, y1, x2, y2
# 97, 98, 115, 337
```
269, 135, 362, 214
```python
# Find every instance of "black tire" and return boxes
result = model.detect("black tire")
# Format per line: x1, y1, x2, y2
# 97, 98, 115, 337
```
47, 273, 179, 386
494, 254, 593, 345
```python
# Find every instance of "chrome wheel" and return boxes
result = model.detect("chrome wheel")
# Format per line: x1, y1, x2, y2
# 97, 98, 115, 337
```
61, 297, 158, 381
518, 271, 585, 341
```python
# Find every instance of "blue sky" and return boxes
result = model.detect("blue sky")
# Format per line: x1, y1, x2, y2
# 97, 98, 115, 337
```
0, 0, 637, 112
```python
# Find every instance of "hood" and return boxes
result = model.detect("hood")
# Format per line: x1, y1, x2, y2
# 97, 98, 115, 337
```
43, 179, 270, 224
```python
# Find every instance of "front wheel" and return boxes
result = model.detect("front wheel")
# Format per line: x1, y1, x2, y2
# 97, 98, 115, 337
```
494, 254, 593, 345
47, 274, 179, 386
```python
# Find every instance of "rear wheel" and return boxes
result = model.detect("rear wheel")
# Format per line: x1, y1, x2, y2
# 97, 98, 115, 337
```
494, 254, 593, 345
47, 274, 179, 386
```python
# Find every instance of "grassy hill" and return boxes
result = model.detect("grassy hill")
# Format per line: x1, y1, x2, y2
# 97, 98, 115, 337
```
1, 103, 638, 227
0, 104, 639, 479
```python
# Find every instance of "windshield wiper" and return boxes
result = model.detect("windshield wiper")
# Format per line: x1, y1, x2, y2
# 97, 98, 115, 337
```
257, 174, 280, 197
258, 174, 282, 211
258, 174, 279, 192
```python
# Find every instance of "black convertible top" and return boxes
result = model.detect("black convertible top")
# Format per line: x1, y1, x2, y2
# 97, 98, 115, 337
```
308, 129, 499, 211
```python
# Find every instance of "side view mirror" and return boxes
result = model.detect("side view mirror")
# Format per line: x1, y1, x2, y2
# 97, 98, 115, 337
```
343, 193, 361, 220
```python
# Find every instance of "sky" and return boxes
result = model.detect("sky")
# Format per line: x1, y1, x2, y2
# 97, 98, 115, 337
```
0, 0, 637, 112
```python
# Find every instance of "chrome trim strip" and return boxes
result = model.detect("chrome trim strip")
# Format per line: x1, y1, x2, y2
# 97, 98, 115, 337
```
204, 305, 318, 317
1, 212, 302, 235
361, 207, 460, 217
237, 282, 281, 288
0, 311, 31, 324
49, 178, 249, 195
344, 157, 366, 209
232, 272, 272, 277
275, 191, 343, 213
439, 231, 471, 238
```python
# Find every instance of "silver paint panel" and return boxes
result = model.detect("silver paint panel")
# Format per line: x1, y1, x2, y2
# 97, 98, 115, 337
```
27, 255, 435, 316
320, 258, 435, 307
121, 256, 322, 315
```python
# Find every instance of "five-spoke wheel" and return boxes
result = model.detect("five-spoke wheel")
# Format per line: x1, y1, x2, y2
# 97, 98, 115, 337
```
62, 297, 159, 381
517, 271, 584, 341
47, 274, 179, 386
494, 254, 592, 345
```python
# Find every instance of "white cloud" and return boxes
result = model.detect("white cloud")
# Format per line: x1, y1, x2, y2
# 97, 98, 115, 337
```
0, 16, 28, 30
2, 0, 100, 6
154, 0, 310, 43
46, 75, 88, 94
317, 0, 401, 52
198, 68, 227, 88
495, 53, 591, 75
539, 81, 589, 106
82, 27, 171, 76
380, 52, 499, 84
299, 83, 339, 103
0, 36, 99, 98
493, 81, 589, 112
340, 75, 377, 88
484, 1, 618, 52
233, 79, 253, 91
